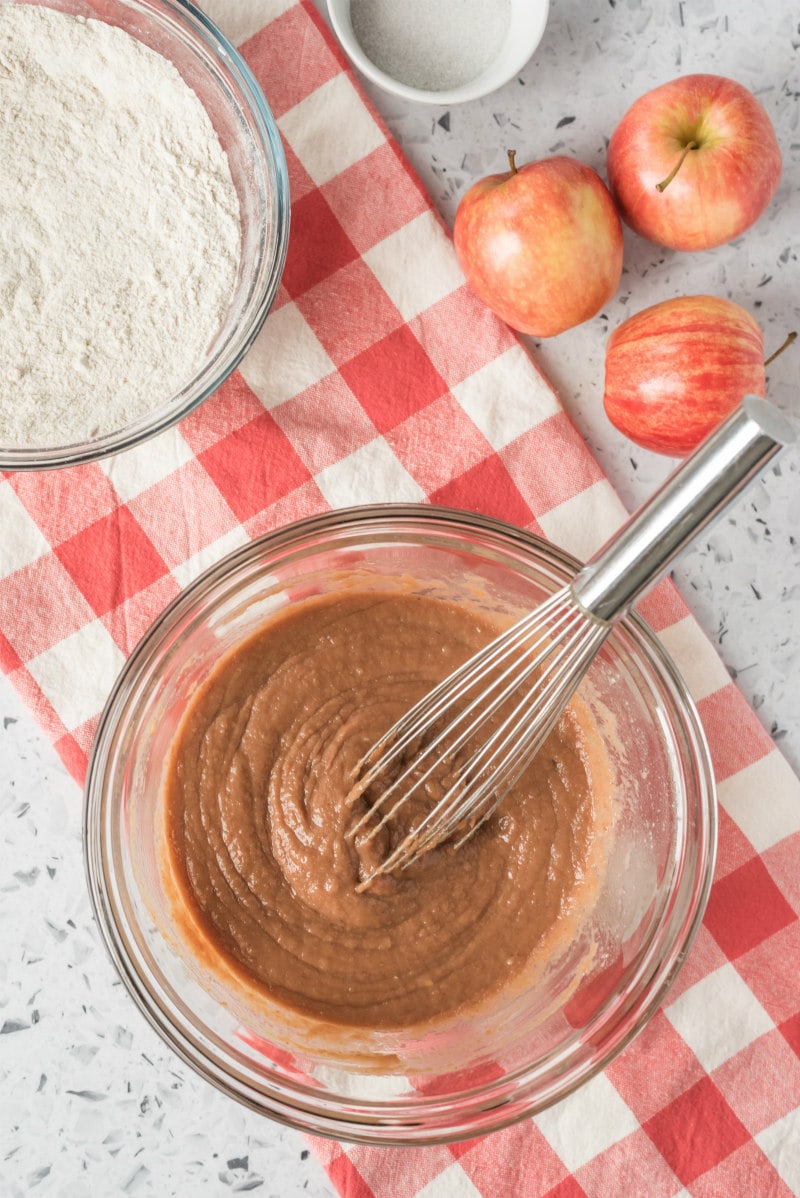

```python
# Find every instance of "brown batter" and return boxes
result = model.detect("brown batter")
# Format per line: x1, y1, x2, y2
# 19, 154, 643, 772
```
162, 590, 614, 1031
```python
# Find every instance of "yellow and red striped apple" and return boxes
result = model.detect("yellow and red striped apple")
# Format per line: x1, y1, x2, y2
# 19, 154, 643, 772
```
603, 295, 766, 456
454, 152, 623, 338
607, 74, 781, 252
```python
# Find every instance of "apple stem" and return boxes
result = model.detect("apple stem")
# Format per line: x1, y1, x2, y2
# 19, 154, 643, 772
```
507, 149, 518, 175
764, 329, 798, 368
655, 141, 699, 193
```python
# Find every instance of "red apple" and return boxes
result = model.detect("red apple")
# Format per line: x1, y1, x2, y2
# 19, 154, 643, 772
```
453, 152, 623, 338
607, 74, 781, 252
603, 295, 765, 456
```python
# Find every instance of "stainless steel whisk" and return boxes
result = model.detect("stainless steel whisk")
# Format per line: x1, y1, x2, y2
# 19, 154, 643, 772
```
349, 396, 795, 887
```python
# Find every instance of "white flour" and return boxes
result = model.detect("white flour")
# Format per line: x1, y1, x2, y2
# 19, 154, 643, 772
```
0, 6, 241, 448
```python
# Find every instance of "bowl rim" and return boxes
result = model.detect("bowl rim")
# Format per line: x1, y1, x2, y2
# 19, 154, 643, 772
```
84, 503, 718, 1145
0, 0, 290, 472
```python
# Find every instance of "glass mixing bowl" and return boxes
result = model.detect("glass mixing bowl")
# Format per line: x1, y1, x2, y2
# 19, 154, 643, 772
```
0, 0, 289, 471
84, 506, 716, 1145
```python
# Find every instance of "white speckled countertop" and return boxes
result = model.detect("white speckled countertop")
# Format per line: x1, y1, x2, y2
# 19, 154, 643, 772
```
1, 1, 797, 1195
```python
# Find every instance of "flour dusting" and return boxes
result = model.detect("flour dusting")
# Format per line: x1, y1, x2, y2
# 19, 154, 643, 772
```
0, 6, 241, 447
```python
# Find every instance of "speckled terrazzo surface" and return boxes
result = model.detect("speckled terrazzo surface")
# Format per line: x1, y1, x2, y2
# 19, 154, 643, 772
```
1, 1, 797, 1195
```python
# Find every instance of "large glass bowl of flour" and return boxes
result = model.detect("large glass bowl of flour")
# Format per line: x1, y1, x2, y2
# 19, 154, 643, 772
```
84, 505, 717, 1145
0, 0, 289, 471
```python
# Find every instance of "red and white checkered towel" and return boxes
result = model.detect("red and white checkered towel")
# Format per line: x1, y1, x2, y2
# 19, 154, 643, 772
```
2, 1, 799, 1193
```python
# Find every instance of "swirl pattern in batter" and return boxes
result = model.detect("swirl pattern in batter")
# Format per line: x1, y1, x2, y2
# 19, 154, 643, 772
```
162, 590, 614, 1030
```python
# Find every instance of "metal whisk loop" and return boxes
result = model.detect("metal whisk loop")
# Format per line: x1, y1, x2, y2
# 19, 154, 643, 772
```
396, 607, 593, 850
369, 613, 608, 882
347, 588, 572, 841
413, 616, 609, 857
353, 398, 795, 888
450, 618, 610, 845
356, 588, 567, 775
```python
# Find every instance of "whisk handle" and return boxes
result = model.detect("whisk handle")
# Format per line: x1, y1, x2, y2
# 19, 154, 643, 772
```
572, 395, 796, 625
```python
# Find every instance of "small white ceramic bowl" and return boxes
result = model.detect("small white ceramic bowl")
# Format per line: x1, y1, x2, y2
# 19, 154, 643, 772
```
326, 0, 550, 105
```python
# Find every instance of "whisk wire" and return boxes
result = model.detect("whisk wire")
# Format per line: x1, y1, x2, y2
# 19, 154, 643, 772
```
347, 588, 575, 844
377, 615, 608, 876
355, 607, 608, 885
352, 589, 569, 786
401, 617, 594, 846
450, 621, 610, 848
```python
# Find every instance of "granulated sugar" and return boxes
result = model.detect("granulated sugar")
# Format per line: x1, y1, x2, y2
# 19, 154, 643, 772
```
0, 6, 241, 448
350, 0, 511, 92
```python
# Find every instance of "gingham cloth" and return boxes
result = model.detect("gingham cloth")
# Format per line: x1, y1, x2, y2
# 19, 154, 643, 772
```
2, 1, 800, 1194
